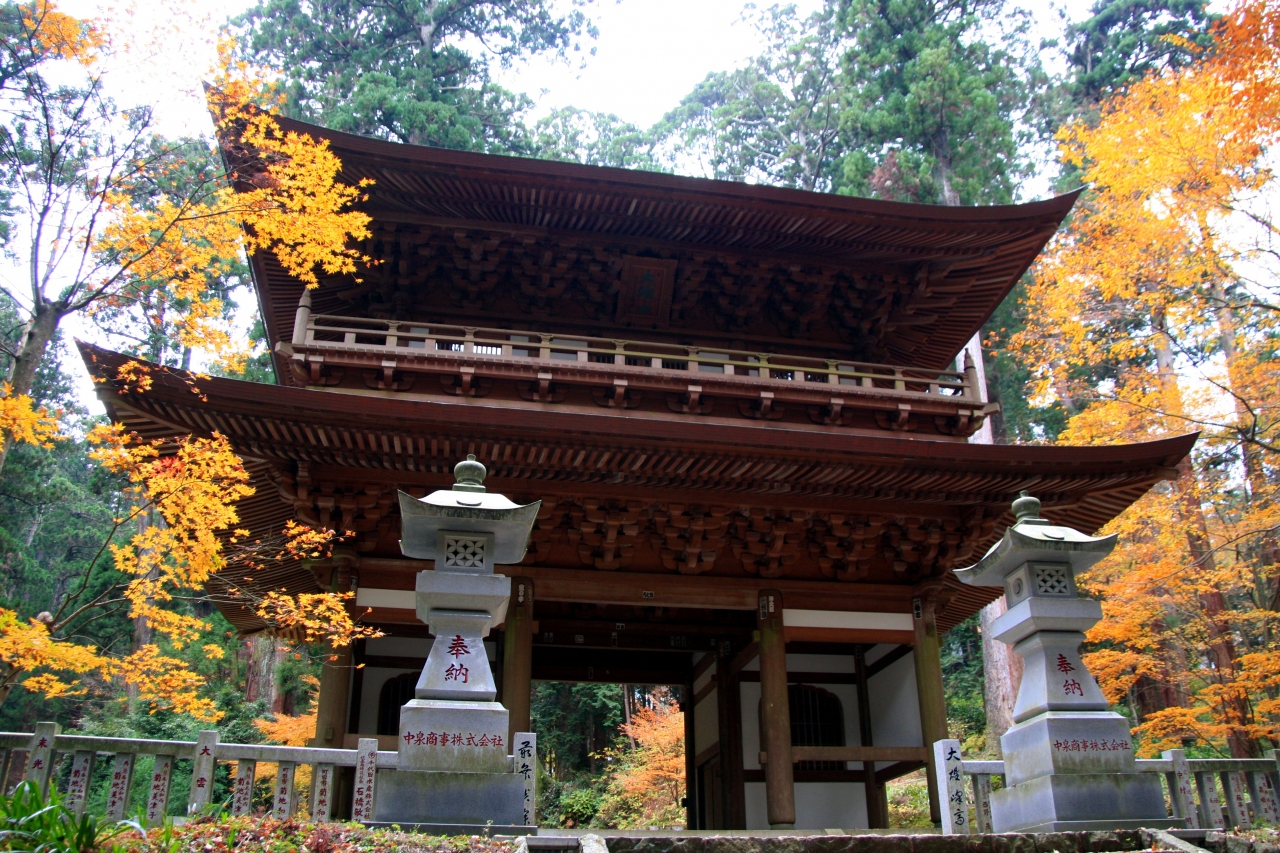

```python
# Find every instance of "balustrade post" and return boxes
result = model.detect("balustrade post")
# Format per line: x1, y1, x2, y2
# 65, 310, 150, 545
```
187, 730, 219, 814
351, 738, 378, 822
1197, 770, 1226, 828
514, 733, 537, 827
312, 763, 336, 822
1249, 769, 1280, 824
292, 290, 312, 347
65, 750, 94, 815
971, 774, 993, 833
1223, 770, 1251, 828
230, 759, 256, 816
1163, 749, 1199, 828
105, 753, 135, 820
23, 722, 59, 792
273, 761, 297, 818
146, 755, 175, 825
386, 321, 399, 349
934, 739, 969, 834
962, 350, 980, 401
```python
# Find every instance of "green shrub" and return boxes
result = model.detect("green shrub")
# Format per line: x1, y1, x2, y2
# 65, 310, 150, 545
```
0, 782, 128, 853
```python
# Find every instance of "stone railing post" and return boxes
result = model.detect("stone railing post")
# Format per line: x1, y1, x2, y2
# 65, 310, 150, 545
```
351, 738, 378, 821
312, 763, 336, 822
145, 755, 175, 825
230, 759, 255, 816
65, 750, 94, 814
23, 722, 59, 792
187, 730, 219, 813
104, 753, 135, 819
934, 738, 969, 834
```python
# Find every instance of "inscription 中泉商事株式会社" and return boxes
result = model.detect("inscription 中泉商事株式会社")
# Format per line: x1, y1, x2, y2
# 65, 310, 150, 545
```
402, 730, 503, 747
1053, 739, 1130, 752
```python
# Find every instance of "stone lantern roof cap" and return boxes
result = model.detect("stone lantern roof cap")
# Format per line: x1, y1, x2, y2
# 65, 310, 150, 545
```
397, 455, 541, 563
954, 491, 1118, 587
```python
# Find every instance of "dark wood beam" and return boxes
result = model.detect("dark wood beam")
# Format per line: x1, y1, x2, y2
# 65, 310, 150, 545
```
866, 643, 914, 678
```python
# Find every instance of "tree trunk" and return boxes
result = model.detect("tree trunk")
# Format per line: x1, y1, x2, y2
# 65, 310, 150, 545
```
980, 596, 1022, 751
244, 632, 283, 713
0, 302, 59, 477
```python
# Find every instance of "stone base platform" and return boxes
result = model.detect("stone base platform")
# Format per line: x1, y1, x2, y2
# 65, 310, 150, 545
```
364, 822, 536, 836
371, 768, 527, 828
991, 773, 1178, 834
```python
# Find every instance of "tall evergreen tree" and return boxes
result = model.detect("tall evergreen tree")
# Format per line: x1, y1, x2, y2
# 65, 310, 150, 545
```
233, 0, 598, 151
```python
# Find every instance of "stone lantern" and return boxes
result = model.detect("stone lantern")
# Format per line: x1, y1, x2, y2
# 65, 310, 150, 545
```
371, 455, 540, 829
954, 492, 1178, 832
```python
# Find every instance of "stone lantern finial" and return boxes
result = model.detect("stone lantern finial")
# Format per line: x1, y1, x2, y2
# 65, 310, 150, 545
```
1011, 490, 1041, 522
453, 454, 486, 492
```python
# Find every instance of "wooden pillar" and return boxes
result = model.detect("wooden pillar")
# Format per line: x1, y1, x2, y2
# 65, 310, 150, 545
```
502, 577, 534, 743
716, 640, 746, 829
313, 641, 353, 747
313, 554, 356, 748
683, 675, 697, 829
854, 645, 889, 828
913, 591, 948, 826
758, 589, 795, 829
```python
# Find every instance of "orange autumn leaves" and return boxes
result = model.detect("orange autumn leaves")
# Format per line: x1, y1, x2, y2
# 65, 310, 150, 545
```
1018, 0, 1280, 755
0, 428, 377, 720
0, 1, 379, 719
594, 690, 686, 828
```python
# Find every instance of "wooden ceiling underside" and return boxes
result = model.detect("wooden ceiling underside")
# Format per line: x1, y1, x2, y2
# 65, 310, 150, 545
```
237, 117, 1079, 381
81, 344, 1194, 635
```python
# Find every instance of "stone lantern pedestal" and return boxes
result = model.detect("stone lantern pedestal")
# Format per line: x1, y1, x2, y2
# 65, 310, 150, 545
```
955, 493, 1180, 832
368, 456, 541, 831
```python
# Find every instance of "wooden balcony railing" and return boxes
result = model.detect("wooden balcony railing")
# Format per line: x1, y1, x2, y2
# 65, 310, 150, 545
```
281, 294, 996, 434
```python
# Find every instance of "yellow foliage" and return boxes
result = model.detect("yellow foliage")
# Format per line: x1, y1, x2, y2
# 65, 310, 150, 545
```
594, 689, 686, 828
0, 385, 60, 448
22, 0, 102, 63
1016, 0, 1280, 758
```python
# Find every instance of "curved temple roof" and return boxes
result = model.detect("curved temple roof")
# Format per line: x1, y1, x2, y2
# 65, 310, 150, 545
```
80, 343, 1194, 634
233, 116, 1081, 376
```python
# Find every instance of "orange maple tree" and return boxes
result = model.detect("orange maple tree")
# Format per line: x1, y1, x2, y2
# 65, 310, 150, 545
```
1015, 0, 1280, 756
594, 689, 686, 828
0, 1, 371, 475
0, 1, 382, 720
0, 425, 380, 720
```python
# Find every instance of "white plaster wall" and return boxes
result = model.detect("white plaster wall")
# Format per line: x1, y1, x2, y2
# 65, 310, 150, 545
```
366, 636, 433, 657
745, 783, 869, 830
694, 687, 718, 757
735, 648, 923, 828
356, 666, 419, 734
866, 645, 923, 774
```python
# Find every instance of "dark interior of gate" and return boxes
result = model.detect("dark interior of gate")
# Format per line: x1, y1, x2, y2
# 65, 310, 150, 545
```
80, 117, 1198, 830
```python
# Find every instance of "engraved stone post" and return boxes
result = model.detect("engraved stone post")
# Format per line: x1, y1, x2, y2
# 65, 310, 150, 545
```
105, 753, 135, 820
953, 493, 1179, 832
65, 751, 94, 815
146, 755, 174, 825
230, 760, 256, 817
24, 722, 58, 792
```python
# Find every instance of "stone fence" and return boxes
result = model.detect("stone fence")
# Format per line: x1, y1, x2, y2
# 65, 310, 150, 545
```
935, 738, 1280, 835
0, 722, 537, 826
